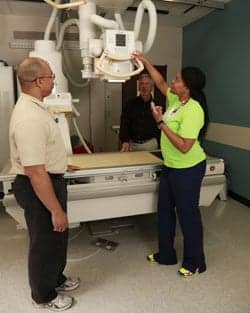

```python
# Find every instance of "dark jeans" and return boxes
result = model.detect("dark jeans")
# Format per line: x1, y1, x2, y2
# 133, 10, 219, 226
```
155, 160, 206, 273
13, 174, 68, 303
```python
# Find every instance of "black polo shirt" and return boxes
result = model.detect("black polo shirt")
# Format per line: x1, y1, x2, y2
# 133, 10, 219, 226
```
119, 96, 161, 143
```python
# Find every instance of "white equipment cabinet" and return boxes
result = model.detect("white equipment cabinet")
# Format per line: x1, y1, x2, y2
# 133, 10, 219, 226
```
0, 63, 15, 171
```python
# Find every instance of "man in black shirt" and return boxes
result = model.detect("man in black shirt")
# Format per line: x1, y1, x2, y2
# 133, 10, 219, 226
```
119, 74, 161, 152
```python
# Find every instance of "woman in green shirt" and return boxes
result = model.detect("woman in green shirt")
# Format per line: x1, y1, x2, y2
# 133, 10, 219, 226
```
134, 53, 209, 277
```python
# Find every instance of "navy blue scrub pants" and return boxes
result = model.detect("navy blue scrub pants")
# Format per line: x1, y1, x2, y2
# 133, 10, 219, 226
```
155, 160, 206, 273
13, 174, 68, 303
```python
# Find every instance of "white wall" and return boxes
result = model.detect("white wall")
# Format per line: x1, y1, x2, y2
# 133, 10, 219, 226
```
0, 10, 182, 154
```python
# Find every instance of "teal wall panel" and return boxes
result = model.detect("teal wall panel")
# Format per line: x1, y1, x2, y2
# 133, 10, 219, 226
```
183, 0, 250, 127
183, 0, 250, 200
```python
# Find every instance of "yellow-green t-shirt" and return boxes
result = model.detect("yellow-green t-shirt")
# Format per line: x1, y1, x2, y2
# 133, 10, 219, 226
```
160, 89, 206, 168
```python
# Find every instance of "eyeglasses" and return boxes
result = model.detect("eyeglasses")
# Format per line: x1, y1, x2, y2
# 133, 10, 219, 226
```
20, 73, 55, 83
39, 73, 56, 80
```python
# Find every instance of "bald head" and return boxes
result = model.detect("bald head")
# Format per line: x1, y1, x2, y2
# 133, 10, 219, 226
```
17, 57, 54, 100
17, 57, 50, 86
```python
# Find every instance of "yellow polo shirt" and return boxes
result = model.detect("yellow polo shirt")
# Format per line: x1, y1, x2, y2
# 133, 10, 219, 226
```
161, 89, 206, 168
9, 93, 67, 175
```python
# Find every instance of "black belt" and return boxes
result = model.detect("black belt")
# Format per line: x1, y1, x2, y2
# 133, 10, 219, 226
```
17, 173, 64, 179
132, 138, 154, 144
48, 173, 64, 179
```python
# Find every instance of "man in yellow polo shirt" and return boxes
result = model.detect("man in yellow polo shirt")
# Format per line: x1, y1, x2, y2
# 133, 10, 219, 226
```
10, 57, 79, 311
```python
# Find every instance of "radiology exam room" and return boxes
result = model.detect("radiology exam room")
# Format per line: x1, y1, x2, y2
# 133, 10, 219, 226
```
0, 0, 249, 312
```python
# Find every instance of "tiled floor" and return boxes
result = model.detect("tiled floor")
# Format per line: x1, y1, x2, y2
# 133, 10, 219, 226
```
0, 197, 249, 313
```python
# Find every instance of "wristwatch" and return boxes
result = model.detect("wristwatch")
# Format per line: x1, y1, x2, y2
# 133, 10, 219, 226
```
157, 120, 165, 129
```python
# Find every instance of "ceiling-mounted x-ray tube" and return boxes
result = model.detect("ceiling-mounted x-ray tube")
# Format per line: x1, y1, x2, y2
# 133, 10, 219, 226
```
42, 0, 157, 81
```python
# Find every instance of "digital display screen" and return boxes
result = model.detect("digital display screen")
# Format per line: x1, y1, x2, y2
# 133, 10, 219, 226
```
116, 34, 126, 47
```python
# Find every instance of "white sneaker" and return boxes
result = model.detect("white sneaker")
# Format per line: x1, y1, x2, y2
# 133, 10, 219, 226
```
56, 277, 80, 292
33, 294, 73, 311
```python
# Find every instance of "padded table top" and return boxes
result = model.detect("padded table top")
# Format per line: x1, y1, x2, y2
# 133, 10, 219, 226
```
67, 151, 163, 170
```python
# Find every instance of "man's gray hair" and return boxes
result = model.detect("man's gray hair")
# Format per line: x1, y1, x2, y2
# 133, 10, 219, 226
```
138, 73, 153, 82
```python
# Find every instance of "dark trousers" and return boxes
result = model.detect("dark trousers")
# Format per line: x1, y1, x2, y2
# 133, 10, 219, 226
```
13, 174, 68, 303
156, 160, 206, 273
